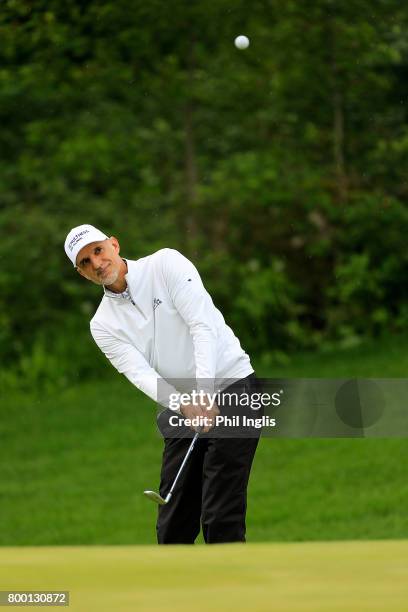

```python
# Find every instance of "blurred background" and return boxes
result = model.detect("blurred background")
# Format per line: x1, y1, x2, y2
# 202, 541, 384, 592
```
1, 0, 407, 546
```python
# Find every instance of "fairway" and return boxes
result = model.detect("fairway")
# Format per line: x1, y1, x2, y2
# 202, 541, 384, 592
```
0, 540, 407, 611
2, 335, 408, 547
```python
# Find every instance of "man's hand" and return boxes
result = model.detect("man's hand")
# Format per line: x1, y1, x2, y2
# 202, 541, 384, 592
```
180, 398, 220, 433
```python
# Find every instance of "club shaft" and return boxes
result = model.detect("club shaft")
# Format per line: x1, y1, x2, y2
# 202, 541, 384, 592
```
167, 432, 199, 499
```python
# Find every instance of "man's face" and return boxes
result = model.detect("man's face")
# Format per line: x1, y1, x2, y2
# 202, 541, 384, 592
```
75, 237, 123, 286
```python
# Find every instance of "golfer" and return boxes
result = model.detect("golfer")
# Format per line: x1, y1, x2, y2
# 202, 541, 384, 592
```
64, 224, 261, 544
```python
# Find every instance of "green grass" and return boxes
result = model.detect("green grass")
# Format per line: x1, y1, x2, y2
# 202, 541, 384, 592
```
1, 334, 407, 545
1, 541, 407, 611
255, 332, 408, 378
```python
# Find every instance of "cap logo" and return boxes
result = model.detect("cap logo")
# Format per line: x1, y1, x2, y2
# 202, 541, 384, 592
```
68, 229, 90, 252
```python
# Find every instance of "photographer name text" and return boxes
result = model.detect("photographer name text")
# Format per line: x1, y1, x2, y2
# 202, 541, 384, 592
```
169, 415, 276, 429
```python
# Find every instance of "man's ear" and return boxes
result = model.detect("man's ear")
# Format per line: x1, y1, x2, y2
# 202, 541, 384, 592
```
76, 267, 86, 279
110, 236, 120, 254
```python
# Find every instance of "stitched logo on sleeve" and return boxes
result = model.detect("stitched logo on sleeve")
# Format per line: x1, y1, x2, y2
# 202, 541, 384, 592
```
153, 298, 162, 311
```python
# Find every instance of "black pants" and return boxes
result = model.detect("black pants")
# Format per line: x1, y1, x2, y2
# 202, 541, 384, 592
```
156, 373, 261, 544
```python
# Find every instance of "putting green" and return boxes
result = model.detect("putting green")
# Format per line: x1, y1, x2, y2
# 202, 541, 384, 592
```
0, 540, 407, 611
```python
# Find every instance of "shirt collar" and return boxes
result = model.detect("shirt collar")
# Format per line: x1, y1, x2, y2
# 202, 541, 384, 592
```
103, 285, 131, 300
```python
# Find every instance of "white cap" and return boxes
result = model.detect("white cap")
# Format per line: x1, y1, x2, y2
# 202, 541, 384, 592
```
64, 224, 109, 266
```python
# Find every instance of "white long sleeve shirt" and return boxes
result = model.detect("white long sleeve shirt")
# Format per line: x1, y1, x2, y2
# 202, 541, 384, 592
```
90, 248, 253, 405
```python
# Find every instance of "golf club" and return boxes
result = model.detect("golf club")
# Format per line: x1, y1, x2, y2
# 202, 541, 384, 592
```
144, 431, 200, 505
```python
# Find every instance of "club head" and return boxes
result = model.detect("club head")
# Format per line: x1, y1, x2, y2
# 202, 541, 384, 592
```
143, 490, 167, 505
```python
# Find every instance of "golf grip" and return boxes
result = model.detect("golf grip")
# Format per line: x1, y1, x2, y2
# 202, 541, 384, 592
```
167, 431, 200, 499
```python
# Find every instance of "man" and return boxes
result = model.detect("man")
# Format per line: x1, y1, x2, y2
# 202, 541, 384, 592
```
64, 224, 261, 544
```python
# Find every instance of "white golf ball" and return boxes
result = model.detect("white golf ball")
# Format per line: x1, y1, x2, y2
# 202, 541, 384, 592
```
234, 35, 250, 50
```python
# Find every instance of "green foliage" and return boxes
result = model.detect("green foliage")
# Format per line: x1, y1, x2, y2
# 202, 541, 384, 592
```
233, 258, 304, 354
325, 193, 408, 343
0, 0, 407, 388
